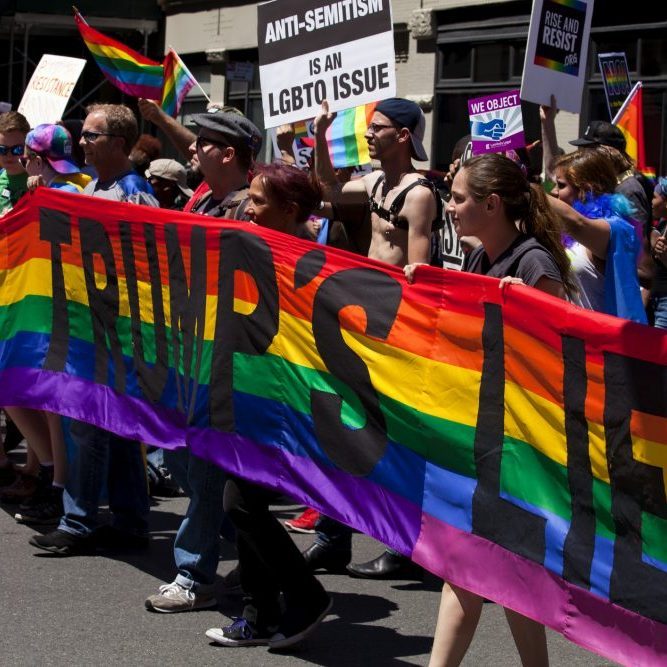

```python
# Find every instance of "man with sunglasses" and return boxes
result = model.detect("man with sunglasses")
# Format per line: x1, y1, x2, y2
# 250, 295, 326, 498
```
185, 109, 262, 219
0, 111, 30, 215
31, 104, 156, 557
145, 108, 262, 614
79, 103, 158, 206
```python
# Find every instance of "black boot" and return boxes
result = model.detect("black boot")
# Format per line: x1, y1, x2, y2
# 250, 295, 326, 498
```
302, 542, 351, 574
346, 550, 423, 580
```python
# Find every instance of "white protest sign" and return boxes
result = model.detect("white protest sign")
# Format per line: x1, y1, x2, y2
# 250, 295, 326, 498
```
520, 0, 594, 113
18, 55, 86, 128
257, 0, 396, 128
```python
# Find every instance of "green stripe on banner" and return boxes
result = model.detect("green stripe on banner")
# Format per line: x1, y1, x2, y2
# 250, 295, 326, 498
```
234, 352, 477, 477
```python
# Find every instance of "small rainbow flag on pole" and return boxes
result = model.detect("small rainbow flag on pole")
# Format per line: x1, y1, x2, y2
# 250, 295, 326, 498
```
612, 81, 654, 177
161, 48, 198, 117
74, 9, 164, 100
326, 103, 376, 168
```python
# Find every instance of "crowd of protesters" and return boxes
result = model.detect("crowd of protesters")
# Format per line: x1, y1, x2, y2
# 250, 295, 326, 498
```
0, 85, 665, 664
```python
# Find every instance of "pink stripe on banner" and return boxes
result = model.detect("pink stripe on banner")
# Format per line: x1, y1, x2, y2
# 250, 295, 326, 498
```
413, 512, 667, 666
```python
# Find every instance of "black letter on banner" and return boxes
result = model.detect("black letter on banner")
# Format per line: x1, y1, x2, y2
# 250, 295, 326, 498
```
79, 218, 125, 393
39, 207, 71, 372
604, 352, 667, 623
562, 335, 595, 588
165, 224, 206, 422
119, 222, 168, 403
311, 268, 401, 477
210, 229, 279, 432
471, 303, 546, 562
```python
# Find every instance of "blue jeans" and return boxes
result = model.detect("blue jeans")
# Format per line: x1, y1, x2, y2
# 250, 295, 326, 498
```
165, 447, 231, 588
653, 295, 667, 330
60, 420, 149, 537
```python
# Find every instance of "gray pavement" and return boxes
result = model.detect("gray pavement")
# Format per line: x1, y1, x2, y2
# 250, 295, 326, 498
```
0, 492, 616, 666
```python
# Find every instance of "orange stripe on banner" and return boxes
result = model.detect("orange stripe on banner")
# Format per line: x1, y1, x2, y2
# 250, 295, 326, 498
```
504, 324, 565, 407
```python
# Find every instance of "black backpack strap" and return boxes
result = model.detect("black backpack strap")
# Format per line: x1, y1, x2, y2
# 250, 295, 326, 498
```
369, 176, 443, 232
388, 178, 443, 232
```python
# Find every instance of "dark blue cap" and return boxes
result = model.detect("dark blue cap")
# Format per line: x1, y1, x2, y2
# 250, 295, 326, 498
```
374, 98, 428, 161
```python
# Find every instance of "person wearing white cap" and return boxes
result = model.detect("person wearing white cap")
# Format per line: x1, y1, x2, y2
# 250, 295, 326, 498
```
145, 158, 193, 210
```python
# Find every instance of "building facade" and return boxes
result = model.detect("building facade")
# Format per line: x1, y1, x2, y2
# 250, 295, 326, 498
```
160, 0, 667, 172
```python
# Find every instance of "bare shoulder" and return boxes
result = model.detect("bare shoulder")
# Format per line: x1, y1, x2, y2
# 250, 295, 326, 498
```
361, 169, 385, 194
402, 179, 438, 212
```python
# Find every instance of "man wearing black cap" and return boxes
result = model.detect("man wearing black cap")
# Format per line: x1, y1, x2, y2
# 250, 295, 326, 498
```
307, 98, 434, 580
145, 109, 263, 614
314, 97, 438, 269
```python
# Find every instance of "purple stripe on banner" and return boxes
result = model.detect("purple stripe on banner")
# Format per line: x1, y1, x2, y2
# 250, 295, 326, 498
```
189, 427, 422, 556
0, 367, 187, 450
0, 366, 422, 557
413, 512, 667, 666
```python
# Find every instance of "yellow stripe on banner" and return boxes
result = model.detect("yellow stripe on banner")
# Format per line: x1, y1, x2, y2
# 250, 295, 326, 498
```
634, 439, 667, 491
269, 309, 481, 426
2, 259, 256, 340
588, 421, 609, 484
0, 258, 53, 304
504, 381, 569, 469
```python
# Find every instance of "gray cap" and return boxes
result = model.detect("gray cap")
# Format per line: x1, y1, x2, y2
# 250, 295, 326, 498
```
192, 110, 262, 155
145, 158, 193, 198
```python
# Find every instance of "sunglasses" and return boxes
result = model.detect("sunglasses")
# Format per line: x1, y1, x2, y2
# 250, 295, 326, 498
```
366, 122, 397, 135
18, 151, 41, 169
0, 143, 25, 156
196, 135, 230, 151
81, 130, 120, 142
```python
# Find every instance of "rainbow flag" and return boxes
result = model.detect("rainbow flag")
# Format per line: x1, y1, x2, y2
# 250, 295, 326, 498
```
74, 10, 164, 100
613, 81, 652, 174
161, 48, 197, 117
326, 103, 376, 167
2, 189, 667, 666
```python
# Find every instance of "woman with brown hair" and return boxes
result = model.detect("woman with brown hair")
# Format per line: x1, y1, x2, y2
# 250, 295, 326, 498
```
550, 148, 646, 322
405, 153, 575, 667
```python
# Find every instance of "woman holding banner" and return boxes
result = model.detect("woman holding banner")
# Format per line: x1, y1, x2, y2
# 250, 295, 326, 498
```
405, 152, 575, 667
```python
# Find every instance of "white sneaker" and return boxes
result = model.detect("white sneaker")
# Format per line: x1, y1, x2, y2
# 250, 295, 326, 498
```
145, 581, 217, 613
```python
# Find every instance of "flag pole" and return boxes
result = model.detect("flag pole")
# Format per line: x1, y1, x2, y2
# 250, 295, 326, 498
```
168, 46, 210, 103
612, 81, 642, 125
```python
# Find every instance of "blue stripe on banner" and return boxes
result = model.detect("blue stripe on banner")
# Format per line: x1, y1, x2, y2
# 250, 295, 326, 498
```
233, 389, 426, 508
422, 461, 475, 533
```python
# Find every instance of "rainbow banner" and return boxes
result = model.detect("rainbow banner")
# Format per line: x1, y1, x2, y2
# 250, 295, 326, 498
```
326, 103, 376, 167
1, 189, 667, 665
74, 11, 164, 100
161, 48, 197, 117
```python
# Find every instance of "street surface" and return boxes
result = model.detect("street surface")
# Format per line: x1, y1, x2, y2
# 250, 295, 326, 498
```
1, 492, 617, 666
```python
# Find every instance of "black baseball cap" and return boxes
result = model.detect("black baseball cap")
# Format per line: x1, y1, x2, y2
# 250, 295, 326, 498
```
192, 110, 262, 155
569, 120, 626, 152
374, 98, 428, 162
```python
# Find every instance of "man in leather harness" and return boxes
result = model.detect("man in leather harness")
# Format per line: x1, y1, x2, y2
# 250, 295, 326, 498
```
314, 97, 438, 268
308, 97, 435, 579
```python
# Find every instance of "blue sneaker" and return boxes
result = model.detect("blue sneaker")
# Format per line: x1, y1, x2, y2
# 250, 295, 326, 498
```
206, 617, 275, 647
